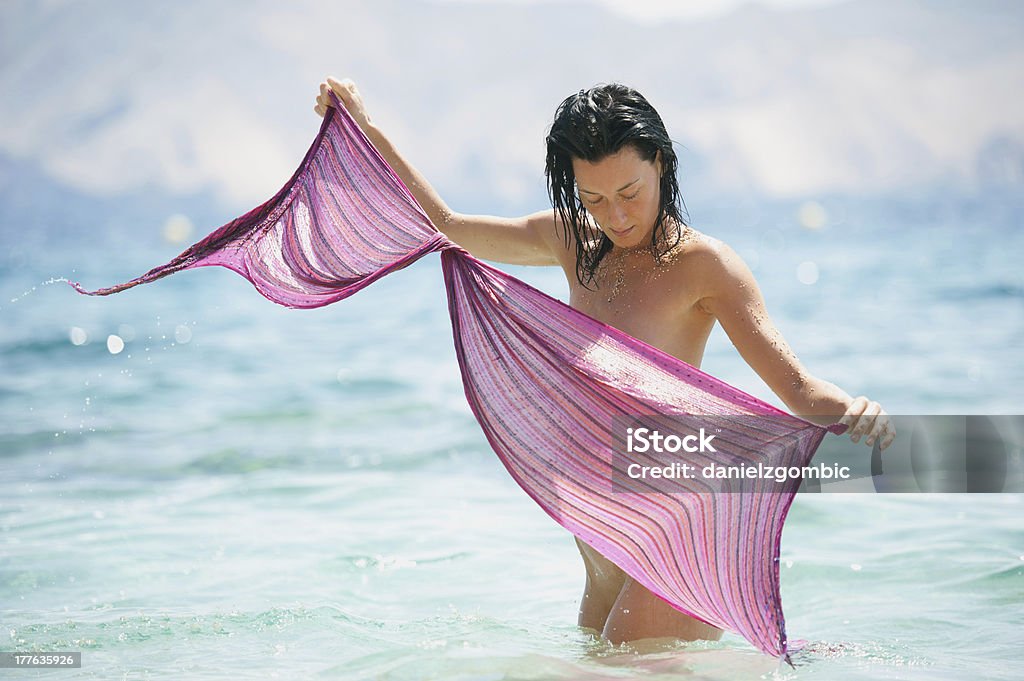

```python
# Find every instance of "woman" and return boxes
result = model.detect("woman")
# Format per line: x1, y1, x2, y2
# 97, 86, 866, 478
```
314, 78, 894, 645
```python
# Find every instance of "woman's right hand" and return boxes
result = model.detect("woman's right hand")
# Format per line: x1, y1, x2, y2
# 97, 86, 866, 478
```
314, 77, 372, 131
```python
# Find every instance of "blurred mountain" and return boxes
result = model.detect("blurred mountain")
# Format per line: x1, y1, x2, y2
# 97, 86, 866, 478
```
0, 0, 1021, 222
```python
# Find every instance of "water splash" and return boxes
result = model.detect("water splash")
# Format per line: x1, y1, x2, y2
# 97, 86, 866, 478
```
6, 276, 74, 307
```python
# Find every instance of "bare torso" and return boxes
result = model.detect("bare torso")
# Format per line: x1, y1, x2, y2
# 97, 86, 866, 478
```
548, 224, 727, 644
557, 226, 715, 367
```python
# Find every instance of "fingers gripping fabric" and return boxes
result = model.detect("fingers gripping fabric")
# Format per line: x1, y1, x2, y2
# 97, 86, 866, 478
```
70, 91, 844, 658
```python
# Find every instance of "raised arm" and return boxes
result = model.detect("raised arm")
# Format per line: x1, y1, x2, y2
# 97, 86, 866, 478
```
315, 77, 559, 266
692, 238, 895, 450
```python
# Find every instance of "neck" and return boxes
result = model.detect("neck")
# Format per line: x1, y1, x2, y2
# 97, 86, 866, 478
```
611, 218, 684, 257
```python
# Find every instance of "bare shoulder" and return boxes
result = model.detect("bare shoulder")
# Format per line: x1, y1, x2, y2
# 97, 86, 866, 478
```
676, 230, 763, 316
641, 227, 736, 278
529, 208, 593, 267
679, 229, 755, 284
525, 208, 562, 247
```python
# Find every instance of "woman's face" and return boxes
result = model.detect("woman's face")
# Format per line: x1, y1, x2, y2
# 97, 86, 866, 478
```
572, 145, 663, 250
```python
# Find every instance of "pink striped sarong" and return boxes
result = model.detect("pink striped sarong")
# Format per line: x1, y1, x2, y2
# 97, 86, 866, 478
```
70, 90, 845, 658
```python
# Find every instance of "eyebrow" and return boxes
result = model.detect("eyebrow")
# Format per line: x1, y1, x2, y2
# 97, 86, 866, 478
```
578, 178, 640, 195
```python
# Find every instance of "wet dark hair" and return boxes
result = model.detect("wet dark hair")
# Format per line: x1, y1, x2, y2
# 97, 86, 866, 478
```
545, 83, 688, 289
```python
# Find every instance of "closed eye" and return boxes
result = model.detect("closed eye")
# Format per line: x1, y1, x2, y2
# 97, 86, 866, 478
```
581, 192, 638, 205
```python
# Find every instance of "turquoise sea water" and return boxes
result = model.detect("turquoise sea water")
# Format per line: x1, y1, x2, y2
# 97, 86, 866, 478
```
2, 196, 1022, 679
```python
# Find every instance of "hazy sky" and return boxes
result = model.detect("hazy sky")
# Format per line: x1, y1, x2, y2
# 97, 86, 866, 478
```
439, 0, 848, 23
4, 0, 1017, 205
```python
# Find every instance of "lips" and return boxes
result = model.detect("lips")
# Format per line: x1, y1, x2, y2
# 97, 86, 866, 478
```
611, 226, 634, 237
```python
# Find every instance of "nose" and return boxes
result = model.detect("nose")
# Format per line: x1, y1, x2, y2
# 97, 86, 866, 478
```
610, 201, 629, 230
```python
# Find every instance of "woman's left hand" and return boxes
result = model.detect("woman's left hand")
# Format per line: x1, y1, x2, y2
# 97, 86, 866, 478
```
839, 396, 895, 451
